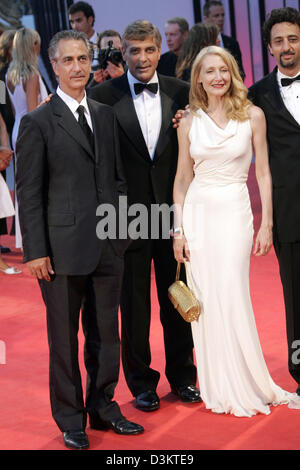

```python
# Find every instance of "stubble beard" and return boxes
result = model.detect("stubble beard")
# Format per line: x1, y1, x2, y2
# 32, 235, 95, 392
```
280, 51, 296, 69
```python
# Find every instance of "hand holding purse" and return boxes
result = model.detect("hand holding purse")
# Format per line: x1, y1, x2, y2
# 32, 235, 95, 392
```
168, 262, 201, 323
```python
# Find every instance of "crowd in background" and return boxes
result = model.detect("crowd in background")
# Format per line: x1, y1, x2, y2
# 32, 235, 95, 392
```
0, 1, 245, 272
2, 0, 300, 450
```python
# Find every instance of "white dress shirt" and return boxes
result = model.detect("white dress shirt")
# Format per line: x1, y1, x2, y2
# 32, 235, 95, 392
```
89, 30, 99, 70
277, 69, 300, 126
218, 32, 224, 48
127, 70, 162, 159
57, 86, 93, 131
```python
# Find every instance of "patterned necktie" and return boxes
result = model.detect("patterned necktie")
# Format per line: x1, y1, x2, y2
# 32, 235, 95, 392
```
77, 105, 94, 151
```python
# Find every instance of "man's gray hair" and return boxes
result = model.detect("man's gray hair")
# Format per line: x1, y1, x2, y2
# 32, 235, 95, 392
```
166, 17, 189, 34
122, 20, 162, 50
203, 1, 223, 17
48, 29, 93, 61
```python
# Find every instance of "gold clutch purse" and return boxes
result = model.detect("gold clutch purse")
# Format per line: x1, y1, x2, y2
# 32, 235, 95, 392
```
168, 262, 201, 323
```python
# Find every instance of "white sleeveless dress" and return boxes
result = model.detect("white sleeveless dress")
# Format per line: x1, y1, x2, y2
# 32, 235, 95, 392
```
0, 173, 14, 219
183, 109, 300, 417
6, 75, 48, 248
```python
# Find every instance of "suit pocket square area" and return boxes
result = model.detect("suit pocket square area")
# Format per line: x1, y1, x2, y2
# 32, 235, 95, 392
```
47, 212, 75, 226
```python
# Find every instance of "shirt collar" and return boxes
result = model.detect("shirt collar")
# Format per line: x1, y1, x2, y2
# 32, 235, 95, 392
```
127, 70, 159, 97
218, 33, 224, 48
57, 86, 89, 115
277, 68, 300, 88
89, 31, 98, 44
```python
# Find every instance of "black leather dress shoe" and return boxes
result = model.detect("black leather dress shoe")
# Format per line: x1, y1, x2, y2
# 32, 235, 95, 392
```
135, 391, 160, 411
0, 246, 11, 254
90, 416, 144, 435
172, 385, 202, 403
296, 385, 300, 396
62, 430, 89, 450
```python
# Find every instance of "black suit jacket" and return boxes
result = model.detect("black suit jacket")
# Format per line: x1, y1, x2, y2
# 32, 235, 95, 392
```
157, 51, 178, 77
222, 34, 245, 80
16, 94, 128, 274
88, 73, 190, 210
249, 67, 300, 243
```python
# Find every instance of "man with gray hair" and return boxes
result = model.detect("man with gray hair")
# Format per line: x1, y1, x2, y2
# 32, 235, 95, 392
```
157, 17, 189, 77
89, 20, 200, 413
16, 29, 143, 450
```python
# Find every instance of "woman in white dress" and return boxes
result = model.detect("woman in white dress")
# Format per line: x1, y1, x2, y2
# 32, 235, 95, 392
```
6, 28, 48, 249
173, 46, 299, 417
0, 112, 20, 274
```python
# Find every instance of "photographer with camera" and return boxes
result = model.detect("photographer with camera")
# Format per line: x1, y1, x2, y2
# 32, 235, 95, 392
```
90, 30, 125, 86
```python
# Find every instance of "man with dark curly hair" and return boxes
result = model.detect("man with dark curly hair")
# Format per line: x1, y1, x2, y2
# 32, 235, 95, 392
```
249, 7, 300, 393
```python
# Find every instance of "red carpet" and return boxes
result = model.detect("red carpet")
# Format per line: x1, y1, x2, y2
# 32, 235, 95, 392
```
0, 163, 299, 451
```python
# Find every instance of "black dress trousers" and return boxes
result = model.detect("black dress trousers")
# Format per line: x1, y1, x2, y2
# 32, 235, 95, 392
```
39, 240, 123, 432
274, 239, 300, 385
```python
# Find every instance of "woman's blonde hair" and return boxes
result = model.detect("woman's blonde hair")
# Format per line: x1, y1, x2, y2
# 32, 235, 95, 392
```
0, 29, 16, 70
189, 46, 251, 121
7, 27, 40, 86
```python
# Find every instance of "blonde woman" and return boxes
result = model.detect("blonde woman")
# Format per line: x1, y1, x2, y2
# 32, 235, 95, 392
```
0, 29, 16, 139
0, 30, 16, 250
0, 112, 21, 274
173, 46, 300, 417
6, 28, 48, 249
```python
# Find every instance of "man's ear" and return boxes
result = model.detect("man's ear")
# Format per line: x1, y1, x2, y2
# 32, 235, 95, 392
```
121, 45, 126, 61
51, 60, 58, 77
88, 16, 94, 27
268, 44, 274, 57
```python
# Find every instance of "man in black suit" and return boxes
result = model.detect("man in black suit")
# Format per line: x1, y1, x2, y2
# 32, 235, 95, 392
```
203, 0, 245, 80
16, 29, 143, 450
248, 7, 300, 393
88, 20, 200, 412
157, 17, 189, 77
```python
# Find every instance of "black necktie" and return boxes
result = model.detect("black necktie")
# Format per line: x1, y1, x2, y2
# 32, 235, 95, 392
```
134, 82, 158, 95
77, 105, 94, 151
281, 75, 300, 87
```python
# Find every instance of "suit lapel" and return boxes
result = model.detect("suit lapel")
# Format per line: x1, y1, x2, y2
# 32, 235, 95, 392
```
153, 75, 177, 162
112, 75, 151, 161
264, 68, 300, 130
87, 98, 102, 164
50, 94, 95, 161
112, 75, 179, 163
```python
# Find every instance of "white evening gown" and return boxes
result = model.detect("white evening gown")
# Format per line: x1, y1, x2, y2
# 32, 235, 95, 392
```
6, 75, 48, 249
183, 109, 300, 417
0, 172, 15, 219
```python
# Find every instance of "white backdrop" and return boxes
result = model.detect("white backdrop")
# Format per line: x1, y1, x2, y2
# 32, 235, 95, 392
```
88, 0, 195, 53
